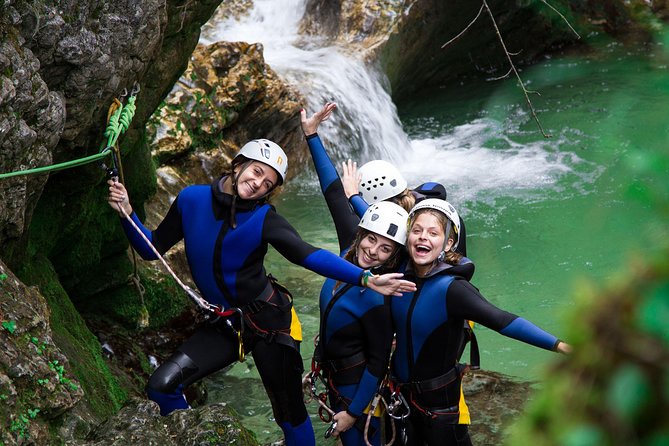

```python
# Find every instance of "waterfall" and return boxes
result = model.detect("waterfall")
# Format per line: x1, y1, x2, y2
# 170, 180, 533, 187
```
200, 0, 410, 164
201, 0, 595, 209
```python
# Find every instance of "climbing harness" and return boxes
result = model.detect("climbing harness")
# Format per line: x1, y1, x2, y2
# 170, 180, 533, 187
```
303, 333, 397, 446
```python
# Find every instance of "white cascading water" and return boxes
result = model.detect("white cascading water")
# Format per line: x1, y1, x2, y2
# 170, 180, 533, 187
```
200, 0, 589, 208
201, 0, 410, 164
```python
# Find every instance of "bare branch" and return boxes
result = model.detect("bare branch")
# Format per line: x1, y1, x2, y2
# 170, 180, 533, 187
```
488, 68, 513, 81
540, 0, 581, 39
482, 0, 551, 138
441, 4, 485, 49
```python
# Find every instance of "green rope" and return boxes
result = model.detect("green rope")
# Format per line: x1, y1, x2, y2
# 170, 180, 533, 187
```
105, 106, 123, 148
118, 95, 137, 134
104, 95, 136, 149
2, 89, 138, 180
0, 149, 112, 179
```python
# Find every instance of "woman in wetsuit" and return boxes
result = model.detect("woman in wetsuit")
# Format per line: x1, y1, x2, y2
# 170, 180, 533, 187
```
301, 107, 409, 445
390, 198, 571, 445
106, 139, 415, 446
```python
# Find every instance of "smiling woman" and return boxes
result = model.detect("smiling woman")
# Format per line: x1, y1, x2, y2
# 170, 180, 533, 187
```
104, 138, 415, 446
391, 198, 571, 446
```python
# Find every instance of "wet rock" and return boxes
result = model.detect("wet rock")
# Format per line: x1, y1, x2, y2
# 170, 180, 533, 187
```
76, 399, 259, 446
301, 0, 654, 101
0, 34, 64, 247
0, 261, 84, 446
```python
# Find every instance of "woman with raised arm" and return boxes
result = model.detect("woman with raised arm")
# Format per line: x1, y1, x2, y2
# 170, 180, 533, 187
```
301, 105, 408, 445
107, 139, 415, 446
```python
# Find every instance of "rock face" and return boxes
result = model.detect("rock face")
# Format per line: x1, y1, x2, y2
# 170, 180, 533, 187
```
300, 0, 663, 101
0, 261, 83, 445
73, 399, 259, 446
0, 20, 65, 248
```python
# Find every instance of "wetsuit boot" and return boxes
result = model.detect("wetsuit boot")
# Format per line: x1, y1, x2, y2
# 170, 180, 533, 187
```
279, 415, 315, 446
146, 383, 190, 416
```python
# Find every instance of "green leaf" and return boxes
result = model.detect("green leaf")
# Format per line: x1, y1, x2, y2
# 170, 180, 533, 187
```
2, 320, 16, 334
0, 273, 7, 282
636, 281, 669, 344
607, 364, 652, 421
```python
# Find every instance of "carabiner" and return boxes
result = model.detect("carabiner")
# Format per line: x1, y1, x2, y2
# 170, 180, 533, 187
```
130, 81, 141, 96
387, 390, 411, 420
324, 420, 338, 439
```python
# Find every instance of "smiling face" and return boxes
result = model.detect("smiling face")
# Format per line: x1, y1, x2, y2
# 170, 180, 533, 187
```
233, 161, 279, 200
407, 211, 454, 277
355, 231, 397, 269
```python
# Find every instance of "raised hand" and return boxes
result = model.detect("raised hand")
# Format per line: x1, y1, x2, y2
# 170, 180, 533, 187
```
300, 102, 337, 136
341, 159, 360, 198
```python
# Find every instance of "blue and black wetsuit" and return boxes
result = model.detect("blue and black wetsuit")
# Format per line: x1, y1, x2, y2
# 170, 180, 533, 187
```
308, 133, 393, 445
390, 263, 561, 446
120, 176, 372, 446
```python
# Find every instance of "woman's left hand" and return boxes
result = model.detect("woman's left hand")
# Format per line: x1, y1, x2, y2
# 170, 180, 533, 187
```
300, 102, 337, 135
341, 159, 360, 198
331, 411, 356, 437
367, 272, 417, 296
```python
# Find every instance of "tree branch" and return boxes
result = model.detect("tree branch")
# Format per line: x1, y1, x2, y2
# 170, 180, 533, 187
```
540, 0, 581, 39
441, 4, 485, 49
482, 0, 551, 138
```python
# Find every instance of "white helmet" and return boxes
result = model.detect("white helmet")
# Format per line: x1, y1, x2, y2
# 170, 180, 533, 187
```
358, 160, 408, 204
236, 139, 288, 184
359, 201, 409, 246
409, 198, 461, 250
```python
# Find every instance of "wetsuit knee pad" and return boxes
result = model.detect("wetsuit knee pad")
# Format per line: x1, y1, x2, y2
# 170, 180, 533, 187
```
147, 351, 198, 393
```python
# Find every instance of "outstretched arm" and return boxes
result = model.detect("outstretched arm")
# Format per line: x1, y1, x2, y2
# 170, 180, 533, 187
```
264, 210, 415, 295
448, 280, 568, 352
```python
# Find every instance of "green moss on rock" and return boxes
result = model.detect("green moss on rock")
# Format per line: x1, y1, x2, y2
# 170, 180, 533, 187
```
16, 254, 127, 419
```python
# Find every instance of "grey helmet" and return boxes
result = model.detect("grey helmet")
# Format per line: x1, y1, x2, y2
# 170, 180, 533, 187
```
236, 139, 288, 184
358, 160, 408, 204
358, 201, 409, 245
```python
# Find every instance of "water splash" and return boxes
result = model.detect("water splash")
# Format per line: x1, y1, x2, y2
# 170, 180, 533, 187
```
201, 0, 410, 162
201, 0, 593, 204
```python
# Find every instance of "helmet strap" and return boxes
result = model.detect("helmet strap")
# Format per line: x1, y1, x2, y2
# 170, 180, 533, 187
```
229, 160, 252, 229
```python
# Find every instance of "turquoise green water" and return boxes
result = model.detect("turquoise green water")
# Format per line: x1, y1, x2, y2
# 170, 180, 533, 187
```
207, 36, 669, 443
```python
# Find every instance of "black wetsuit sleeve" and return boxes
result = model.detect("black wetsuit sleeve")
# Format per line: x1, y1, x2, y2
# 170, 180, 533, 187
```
151, 197, 185, 254
120, 196, 183, 258
263, 209, 364, 284
446, 279, 517, 331
446, 279, 560, 350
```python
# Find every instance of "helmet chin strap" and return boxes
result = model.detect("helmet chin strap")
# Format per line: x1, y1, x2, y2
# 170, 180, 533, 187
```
436, 219, 453, 263
229, 161, 252, 229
